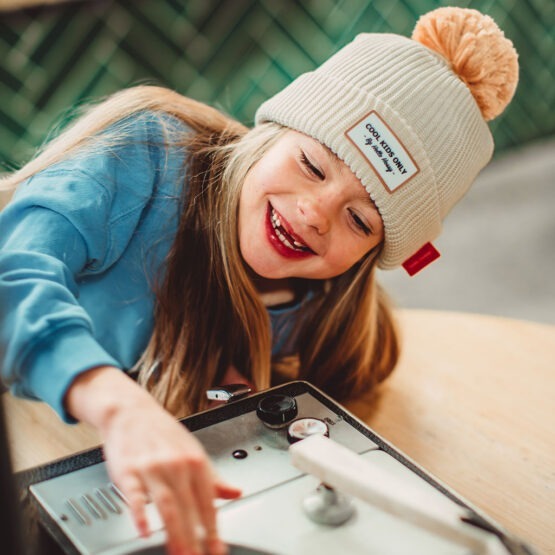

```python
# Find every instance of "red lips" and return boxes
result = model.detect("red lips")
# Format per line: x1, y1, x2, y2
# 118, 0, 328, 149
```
265, 204, 314, 259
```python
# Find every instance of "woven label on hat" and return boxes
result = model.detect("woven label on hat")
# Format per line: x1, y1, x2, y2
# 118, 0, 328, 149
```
402, 243, 440, 276
345, 111, 419, 193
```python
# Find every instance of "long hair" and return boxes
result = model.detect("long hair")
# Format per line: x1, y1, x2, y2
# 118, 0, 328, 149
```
137, 124, 288, 416
2, 85, 399, 416
297, 255, 399, 400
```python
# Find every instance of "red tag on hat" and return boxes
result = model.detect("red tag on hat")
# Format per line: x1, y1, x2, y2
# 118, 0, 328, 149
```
402, 243, 440, 276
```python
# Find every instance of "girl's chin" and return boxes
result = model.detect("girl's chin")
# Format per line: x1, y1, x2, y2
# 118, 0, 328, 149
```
240, 244, 286, 279
244, 261, 291, 281
243, 254, 302, 281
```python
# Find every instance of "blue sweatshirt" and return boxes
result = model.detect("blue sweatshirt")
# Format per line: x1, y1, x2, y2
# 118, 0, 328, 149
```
0, 112, 302, 421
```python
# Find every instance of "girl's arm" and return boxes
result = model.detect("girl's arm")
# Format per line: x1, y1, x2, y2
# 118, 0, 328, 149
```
0, 112, 239, 553
0, 112, 168, 416
65, 365, 240, 554
0, 209, 241, 551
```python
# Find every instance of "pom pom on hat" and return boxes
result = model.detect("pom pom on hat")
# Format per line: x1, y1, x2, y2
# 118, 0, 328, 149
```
412, 7, 519, 121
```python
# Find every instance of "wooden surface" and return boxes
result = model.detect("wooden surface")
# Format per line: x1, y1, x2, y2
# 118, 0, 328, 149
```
4, 394, 101, 471
4, 309, 555, 554
348, 310, 555, 555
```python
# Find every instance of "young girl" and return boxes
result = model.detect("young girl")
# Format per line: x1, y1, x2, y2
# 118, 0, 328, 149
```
0, 7, 517, 555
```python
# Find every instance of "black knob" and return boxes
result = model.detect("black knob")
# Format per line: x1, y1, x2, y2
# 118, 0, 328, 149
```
256, 394, 298, 428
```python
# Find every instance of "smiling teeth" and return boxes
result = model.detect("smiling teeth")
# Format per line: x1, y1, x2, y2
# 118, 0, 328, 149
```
271, 208, 308, 251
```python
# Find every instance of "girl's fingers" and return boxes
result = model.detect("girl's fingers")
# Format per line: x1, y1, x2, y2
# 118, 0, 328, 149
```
192, 463, 241, 555
205, 537, 229, 555
101, 401, 240, 554
214, 479, 242, 500
147, 477, 201, 555
118, 474, 150, 538
209, 462, 242, 500
119, 464, 240, 553
190, 461, 220, 550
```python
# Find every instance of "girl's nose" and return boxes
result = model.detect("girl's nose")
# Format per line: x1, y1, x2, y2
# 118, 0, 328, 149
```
297, 196, 331, 235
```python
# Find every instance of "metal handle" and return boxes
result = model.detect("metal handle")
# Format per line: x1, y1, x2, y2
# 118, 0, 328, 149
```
289, 435, 505, 555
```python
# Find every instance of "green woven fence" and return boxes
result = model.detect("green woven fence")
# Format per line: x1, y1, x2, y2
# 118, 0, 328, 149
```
1, 0, 554, 172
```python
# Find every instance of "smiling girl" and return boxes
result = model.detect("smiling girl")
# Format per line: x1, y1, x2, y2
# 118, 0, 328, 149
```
0, 7, 517, 555
239, 130, 385, 280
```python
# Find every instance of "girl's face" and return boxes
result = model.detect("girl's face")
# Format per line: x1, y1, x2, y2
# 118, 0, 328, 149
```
238, 130, 384, 281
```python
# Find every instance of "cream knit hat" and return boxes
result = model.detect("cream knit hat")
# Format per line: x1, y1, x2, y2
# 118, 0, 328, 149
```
255, 8, 518, 272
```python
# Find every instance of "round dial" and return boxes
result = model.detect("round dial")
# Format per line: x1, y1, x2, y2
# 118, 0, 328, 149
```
287, 417, 330, 444
256, 394, 298, 428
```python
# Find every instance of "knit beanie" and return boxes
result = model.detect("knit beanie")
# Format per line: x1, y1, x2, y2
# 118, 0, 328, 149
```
255, 7, 519, 273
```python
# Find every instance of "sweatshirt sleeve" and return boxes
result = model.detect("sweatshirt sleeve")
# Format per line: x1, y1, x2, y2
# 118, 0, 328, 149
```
0, 112, 186, 421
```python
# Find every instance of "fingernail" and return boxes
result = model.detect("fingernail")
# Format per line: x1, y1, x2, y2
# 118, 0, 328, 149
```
206, 538, 228, 555
170, 545, 197, 555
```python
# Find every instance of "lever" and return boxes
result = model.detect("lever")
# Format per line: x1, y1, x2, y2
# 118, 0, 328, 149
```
290, 435, 504, 555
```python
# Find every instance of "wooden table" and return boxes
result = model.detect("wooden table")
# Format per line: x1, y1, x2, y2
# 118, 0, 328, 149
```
347, 310, 555, 555
4, 310, 555, 554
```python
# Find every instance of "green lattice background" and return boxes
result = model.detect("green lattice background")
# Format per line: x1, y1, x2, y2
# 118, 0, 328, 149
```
1, 0, 554, 173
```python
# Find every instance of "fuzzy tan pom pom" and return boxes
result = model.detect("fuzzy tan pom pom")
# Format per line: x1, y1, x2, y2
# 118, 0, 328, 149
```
412, 7, 518, 121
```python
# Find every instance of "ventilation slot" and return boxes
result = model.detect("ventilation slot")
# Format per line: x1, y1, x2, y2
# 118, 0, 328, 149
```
63, 483, 127, 525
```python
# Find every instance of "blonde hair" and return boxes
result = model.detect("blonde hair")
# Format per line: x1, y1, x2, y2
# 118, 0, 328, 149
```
137, 124, 288, 416
2, 85, 399, 416
297, 256, 399, 400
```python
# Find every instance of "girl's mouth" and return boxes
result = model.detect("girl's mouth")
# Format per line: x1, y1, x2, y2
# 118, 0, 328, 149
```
266, 204, 314, 259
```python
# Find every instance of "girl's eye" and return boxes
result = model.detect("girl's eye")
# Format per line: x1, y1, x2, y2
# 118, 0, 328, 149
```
349, 209, 371, 236
300, 151, 325, 180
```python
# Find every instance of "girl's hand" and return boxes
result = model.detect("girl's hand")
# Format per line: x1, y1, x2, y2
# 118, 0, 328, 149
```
65, 366, 241, 555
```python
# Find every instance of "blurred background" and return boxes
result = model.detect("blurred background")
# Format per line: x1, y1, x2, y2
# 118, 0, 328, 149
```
1, 0, 554, 324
